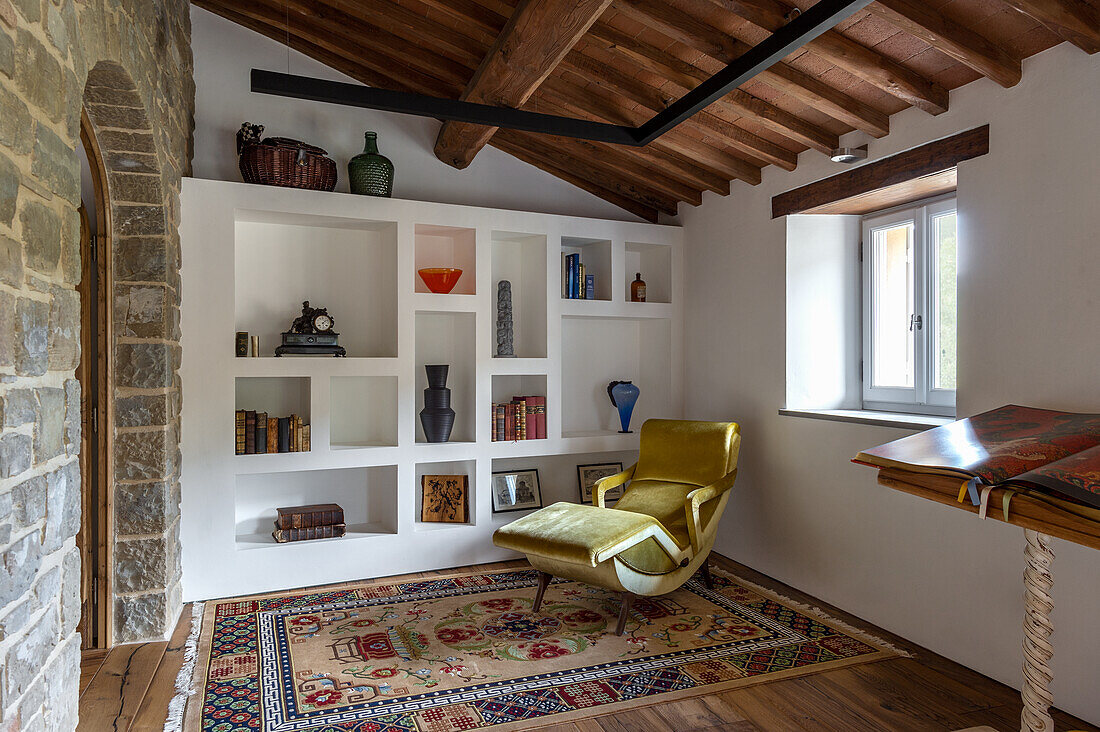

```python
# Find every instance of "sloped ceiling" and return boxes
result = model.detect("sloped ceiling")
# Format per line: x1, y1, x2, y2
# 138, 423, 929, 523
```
193, 0, 1099, 221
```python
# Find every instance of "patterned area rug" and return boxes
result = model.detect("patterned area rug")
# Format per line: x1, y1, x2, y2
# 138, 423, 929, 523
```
184, 566, 903, 731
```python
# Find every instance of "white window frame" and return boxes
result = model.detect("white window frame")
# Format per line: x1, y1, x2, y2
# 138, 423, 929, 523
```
862, 195, 957, 416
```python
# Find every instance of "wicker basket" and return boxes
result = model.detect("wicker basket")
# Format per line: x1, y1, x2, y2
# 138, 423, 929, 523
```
238, 137, 338, 191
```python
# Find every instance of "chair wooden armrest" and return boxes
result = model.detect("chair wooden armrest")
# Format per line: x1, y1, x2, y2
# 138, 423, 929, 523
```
684, 468, 738, 553
594, 464, 636, 507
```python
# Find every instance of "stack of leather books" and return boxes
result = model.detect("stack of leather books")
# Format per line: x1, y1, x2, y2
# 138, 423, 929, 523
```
272, 503, 345, 543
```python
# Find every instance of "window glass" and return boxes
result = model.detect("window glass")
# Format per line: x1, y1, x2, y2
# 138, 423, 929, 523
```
932, 212, 957, 390
871, 222, 914, 389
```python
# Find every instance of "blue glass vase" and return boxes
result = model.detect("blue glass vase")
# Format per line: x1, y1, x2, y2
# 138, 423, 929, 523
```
607, 381, 640, 433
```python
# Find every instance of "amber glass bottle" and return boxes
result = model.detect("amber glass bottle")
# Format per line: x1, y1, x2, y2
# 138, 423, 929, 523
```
630, 273, 647, 302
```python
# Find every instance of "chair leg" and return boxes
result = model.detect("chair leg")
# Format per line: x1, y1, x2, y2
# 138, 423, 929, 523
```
533, 571, 552, 612
701, 556, 714, 590
615, 592, 634, 636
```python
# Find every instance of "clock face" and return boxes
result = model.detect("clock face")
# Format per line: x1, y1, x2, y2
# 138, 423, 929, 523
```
312, 313, 333, 332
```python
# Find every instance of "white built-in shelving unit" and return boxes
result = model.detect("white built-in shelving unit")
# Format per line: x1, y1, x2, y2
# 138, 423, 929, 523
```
179, 178, 683, 600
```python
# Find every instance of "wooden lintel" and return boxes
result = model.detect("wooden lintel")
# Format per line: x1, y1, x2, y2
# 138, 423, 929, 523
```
434, 0, 613, 169
771, 125, 989, 218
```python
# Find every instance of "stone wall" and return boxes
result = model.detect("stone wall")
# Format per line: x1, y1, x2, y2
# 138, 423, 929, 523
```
0, 0, 192, 728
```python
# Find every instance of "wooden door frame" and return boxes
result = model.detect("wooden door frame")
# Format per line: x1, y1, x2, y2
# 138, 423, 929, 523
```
78, 108, 114, 649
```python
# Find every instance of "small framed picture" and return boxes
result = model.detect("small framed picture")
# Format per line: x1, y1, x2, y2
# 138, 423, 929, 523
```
578, 462, 624, 505
491, 469, 542, 513
421, 475, 469, 523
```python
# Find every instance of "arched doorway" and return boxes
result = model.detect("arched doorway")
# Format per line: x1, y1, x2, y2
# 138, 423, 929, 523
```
77, 109, 112, 650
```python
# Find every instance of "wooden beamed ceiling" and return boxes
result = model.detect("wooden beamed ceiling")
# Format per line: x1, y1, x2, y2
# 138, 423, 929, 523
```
194, 0, 1100, 222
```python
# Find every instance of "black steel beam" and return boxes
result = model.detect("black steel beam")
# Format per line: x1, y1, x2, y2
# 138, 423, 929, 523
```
250, 0, 873, 147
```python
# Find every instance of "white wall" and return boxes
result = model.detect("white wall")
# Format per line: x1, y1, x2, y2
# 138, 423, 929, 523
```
190, 6, 643, 222
683, 44, 1100, 722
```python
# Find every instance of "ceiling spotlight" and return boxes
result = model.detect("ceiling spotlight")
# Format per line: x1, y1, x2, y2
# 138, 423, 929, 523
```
830, 144, 868, 164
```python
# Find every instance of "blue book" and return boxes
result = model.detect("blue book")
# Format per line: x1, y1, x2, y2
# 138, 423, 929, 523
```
585, 274, 595, 299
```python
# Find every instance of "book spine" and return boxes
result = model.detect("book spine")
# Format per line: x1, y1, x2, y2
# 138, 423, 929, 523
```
535, 396, 546, 439
525, 396, 539, 435
272, 523, 347, 543
289, 414, 298, 452
491, 404, 498, 442
277, 417, 290, 453
586, 274, 595, 300
244, 410, 256, 454
505, 404, 515, 441
571, 254, 580, 298
235, 410, 246, 455
302, 423, 310, 452
296, 416, 304, 452
566, 254, 574, 299
266, 417, 278, 453
513, 398, 526, 440
255, 412, 267, 454
495, 404, 505, 441
278, 507, 345, 530
579, 264, 586, 299
561, 254, 569, 299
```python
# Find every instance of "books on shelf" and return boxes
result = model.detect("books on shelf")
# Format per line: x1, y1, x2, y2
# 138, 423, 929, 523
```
855, 404, 1100, 512
272, 503, 346, 543
236, 411, 310, 455
562, 253, 596, 300
491, 396, 546, 442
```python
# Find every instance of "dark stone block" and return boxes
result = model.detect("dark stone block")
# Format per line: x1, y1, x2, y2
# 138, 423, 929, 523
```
2, 388, 35, 427
115, 393, 167, 428
114, 591, 166, 644
0, 232, 22, 287
14, 28, 63, 124
14, 297, 48, 377
43, 460, 80, 552
115, 536, 167, 593
0, 84, 34, 155
114, 236, 166, 282
115, 481, 168, 535
33, 387, 65, 464
114, 428, 168, 481
47, 285, 79, 370
19, 201, 61, 275
32, 124, 78, 204
0, 151, 17, 226
115, 341, 172, 388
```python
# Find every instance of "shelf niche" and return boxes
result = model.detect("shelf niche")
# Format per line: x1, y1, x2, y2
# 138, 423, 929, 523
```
561, 237, 611, 301
490, 450, 638, 522
491, 231, 547, 358
415, 225, 476, 295
414, 459, 476, 531
625, 242, 672, 304
235, 214, 398, 358
415, 311, 476, 443
560, 317, 672, 437
235, 376, 311, 424
330, 376, 398, 448
235, 465, 398, 549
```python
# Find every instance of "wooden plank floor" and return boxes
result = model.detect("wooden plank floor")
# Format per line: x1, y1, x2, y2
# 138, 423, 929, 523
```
78, 555, 1100, 731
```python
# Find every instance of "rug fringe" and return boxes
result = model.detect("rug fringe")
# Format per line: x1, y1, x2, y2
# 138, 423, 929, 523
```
709, 566, 914, 659
164, 601, 205, 732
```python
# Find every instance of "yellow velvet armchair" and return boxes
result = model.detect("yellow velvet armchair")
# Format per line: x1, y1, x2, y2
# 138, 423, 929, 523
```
493, 419, 741, 634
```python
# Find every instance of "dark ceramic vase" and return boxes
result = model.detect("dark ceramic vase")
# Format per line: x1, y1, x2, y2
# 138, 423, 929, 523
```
607, 380, 640, 433
420, 364, 455, 442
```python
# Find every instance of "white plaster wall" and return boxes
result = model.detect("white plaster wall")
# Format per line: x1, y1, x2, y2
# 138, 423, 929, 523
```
683, 44, 1100, 722
189, 6, 644, 222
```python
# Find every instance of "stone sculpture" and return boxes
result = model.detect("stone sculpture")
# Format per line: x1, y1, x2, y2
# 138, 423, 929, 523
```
496, 280, 515, 357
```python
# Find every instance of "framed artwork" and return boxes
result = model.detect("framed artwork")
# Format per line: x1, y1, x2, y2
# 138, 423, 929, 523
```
421, 475, 469, 523
491, 469, 542, 513
578, 462, 625, 505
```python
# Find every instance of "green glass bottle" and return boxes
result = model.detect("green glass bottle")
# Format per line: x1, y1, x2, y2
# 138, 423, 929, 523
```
348, 131, 394, 197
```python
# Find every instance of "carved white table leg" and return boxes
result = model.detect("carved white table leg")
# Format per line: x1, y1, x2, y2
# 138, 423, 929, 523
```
1021, 529, 1055, 732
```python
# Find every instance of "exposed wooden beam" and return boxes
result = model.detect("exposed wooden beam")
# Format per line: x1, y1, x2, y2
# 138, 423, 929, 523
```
198, 1, 668, 219
682, 0, 950, 113
494, 129, 682, 214
587, 22, 889, 137
548, 68, 765, 184
564, 50, 799, 167
869, 0, 1021, 87
493, 136, 661, 221
434, 0, 613, 169
534, 84, 732, 195
1000, 0, 1100, 54
771, 125, 989, 217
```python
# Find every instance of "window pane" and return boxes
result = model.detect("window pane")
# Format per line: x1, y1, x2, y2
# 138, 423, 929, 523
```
933, 212, 958, 390
872, 223, 914, 389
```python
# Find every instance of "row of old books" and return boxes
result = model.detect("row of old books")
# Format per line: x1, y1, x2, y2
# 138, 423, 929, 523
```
491, 396, 547, 441
562, 253, 595, 299
235, 411, 311, 454
272, 502, 345, 543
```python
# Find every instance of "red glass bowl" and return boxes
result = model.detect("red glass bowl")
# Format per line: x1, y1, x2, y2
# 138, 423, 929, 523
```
418, 268, 463, 294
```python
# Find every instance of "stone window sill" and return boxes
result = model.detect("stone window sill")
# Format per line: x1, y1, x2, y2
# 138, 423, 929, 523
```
778, 408, 953, 431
